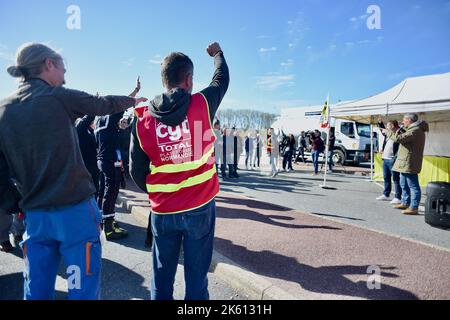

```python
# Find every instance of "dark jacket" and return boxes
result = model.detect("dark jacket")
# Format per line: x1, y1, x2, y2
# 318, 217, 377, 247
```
298, 136, 307, 149
76, 115, 97, 171
245, 137, 250, 153
95, 111, 125, 162
310, 136, 324, 152
130, 52, 229, 192
328, 135, 336, 151
0, 78, 135, 211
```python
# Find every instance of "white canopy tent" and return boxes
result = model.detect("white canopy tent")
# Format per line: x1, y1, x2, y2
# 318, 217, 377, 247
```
330, 72, 450, 184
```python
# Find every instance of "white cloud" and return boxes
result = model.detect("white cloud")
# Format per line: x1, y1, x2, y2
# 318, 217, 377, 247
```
306, 45, 313, 50
256, 35, 271, 39
329, 44, 337, 50
349, 17, 357, 22
280, 59, 294, 67
256, 73, 295, 91
358, 40, 371, 44
345, 42, 355, 47
149, 54, 162, 65
259, 47, 277, 53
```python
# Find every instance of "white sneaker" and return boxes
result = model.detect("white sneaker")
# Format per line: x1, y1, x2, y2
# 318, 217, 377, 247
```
390, 198, 402, 205
376, 195, 390, 201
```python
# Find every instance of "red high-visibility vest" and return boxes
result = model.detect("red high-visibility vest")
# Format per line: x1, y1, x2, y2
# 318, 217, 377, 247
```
134, 93, 219, 214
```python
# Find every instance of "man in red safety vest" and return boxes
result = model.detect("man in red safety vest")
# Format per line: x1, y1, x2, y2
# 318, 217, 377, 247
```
130, 42, 229, 300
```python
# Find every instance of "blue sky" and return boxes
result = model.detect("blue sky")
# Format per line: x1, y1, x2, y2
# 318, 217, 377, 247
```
1, 0, 449, 114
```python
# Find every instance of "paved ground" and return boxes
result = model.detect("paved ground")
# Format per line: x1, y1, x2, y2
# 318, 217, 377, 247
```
117, 175, 450, 300
214, 191, 450, 300
0, 206, 246, 300
220, 162, 450, 250
2, 161, 449, 300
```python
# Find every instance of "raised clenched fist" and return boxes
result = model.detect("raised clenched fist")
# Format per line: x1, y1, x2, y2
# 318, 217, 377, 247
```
206, 42, 222, 57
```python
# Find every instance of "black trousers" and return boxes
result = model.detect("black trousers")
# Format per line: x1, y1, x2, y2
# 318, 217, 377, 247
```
86, 165, 100, 199
97, 160, 122, 218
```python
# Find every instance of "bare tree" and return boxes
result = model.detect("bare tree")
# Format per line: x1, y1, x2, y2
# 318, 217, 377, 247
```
216, 109, 278, 130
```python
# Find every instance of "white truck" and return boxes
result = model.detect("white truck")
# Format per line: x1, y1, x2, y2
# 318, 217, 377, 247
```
271, 106, 372, 165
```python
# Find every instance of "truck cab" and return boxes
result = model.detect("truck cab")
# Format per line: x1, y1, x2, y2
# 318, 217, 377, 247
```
272, 106, 372, 165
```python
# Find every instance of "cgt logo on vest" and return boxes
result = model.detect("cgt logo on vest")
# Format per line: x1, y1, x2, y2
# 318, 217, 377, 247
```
155, 119, 191, 146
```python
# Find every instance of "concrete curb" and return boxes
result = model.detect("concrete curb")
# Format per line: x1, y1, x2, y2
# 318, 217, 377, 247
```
117, 195, 297, 300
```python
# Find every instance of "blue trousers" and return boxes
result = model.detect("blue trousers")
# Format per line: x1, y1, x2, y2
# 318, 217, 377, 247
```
400, 173, 421, 210
151, 200, 216, 300
312, 150, 320, 174
382, 159, 402, 199
21, 197, 102, 300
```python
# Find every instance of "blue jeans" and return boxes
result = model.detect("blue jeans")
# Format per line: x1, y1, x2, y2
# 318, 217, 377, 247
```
312, 150, 320, 174
383, 159, 402, 199
21, 197, 102, 300
151, 200, 216, 300
400, 173, 421, 209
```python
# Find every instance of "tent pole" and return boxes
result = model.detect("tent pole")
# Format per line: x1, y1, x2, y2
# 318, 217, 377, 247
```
370, 124, 374, 181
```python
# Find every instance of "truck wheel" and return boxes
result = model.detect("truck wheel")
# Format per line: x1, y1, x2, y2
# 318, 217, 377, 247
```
332, 150, 345, 165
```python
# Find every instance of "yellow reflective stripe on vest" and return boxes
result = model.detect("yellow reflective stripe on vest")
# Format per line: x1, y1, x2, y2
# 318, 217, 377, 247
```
147, 165, 216, 193
150, 147, 214, 174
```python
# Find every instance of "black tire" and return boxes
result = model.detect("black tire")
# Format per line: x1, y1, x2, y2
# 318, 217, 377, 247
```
332, 149, 346, 165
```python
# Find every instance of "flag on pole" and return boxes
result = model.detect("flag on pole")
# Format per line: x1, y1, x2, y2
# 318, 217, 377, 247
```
320, 95, 330, 128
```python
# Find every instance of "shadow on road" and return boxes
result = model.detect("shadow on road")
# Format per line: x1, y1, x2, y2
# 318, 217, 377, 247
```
216, 205, 342, 231
214, 238, 418, 300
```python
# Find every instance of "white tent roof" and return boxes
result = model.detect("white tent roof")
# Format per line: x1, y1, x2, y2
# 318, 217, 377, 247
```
331, 72, 450, 124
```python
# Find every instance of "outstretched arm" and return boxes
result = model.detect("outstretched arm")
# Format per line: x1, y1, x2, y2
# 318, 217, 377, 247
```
200, 42, 230, 123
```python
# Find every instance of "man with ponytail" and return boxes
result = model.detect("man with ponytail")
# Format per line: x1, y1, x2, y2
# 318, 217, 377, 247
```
0, 43, 147, 300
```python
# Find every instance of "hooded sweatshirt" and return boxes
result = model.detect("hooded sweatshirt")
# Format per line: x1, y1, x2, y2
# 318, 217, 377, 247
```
388, 120, 429, 174
130, 52, 229, 192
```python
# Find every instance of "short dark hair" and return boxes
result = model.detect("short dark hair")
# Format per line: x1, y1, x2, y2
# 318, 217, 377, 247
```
387, 120, 399, 127
161, 52, 193, 89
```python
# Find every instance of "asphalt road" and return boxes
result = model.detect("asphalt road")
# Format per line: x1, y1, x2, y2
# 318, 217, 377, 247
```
219, 164, 450, 250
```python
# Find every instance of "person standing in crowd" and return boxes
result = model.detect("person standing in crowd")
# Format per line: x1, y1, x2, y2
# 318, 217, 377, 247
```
118, 117, 132, 179
234, 128, 243, 175
310, 130, 325, 176
376, 119, 404, 204
384, 113, 429, 215
295, 131, 307, 164
76, 115, 99, 197
129, 42, 229, 300
213, 119, 225, 177
0, 43, 146, 300
249, 134, 259, 170
95, 77, 142, 241
267, 128, 281, 178
282, 134, 295, 172
245, 133, 251, 170
225, 127, 239, 179
327, 128, 336, 173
